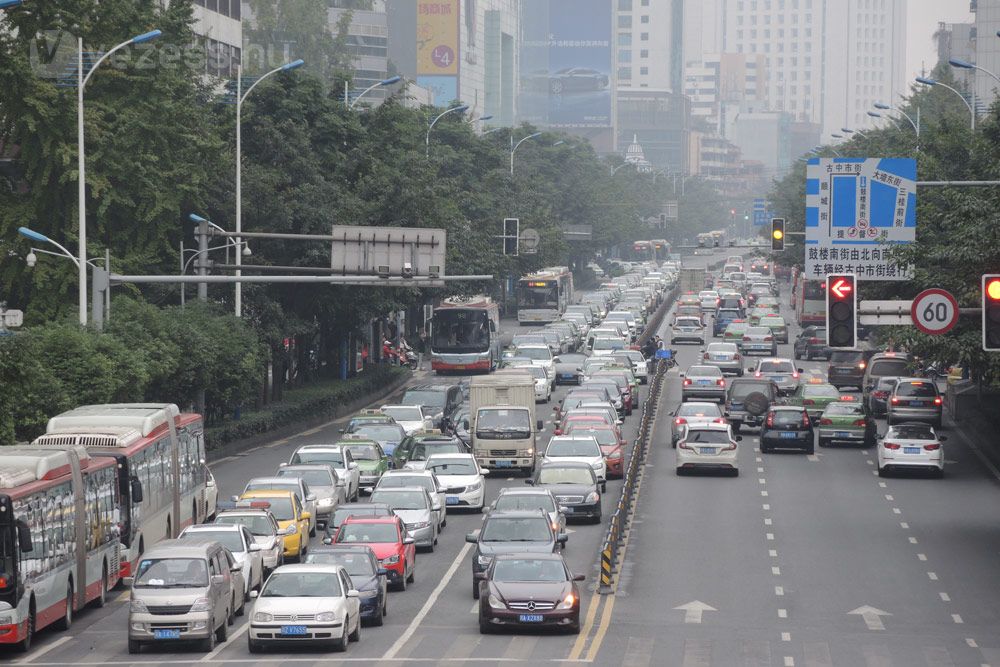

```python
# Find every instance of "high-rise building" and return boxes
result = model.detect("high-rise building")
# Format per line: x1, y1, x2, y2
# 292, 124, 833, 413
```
935, 21, 976, 96
972, 1, 1000, 109
684, 52, 768, 131
328, 6, 391, 105
192, 0, 242, 77
615, 0, 684, 92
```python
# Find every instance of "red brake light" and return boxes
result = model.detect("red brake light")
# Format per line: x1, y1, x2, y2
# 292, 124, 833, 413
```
674, 417, 687, 425
742, 335, 751, 341
802, 412, 811, 428
933, 397, 942, 405
717, 378, 726, 386
852, 419, 867, 427
714, 417, 727, 424
765, 412, 774, 428
883, 442, 901, 450
792, 372, 800, 379
554, 429, 562, 435
683, 379, 692, 386
764, 336, 774, 342
808, 337, 820, 344
0, 575, 7, 588
703, 353, 710, 360
819, 418, 833, 425
754, 371, 762, 378
802, 399, 815, 405
858, 361, 867, 369
890, 397, 900, 404
924, 443, 941, 451
872, 391, 889, 399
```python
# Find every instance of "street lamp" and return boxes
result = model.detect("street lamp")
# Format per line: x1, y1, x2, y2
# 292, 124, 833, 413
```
425, 103, 469, 158
552, 140, 566, 147
19, 226, 80, 268
75, 28, 161, 326
347, 74, 401, 110
841, 127, 867, 138
188, 213, 251, 256
481, 126, 507, 137
0, 0, 24, 8
510, 131, 542, 176
874, 101, 919, 134
948, 57, 1000, 87
610, 162, 635, 176
831, 133, 844, 139
235, 57, 304, 317
468, 114, 493, 123
915, 76, 976, 130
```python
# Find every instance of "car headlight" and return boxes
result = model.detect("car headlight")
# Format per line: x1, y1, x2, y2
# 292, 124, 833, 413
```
408, 521, 430, 530
189, 597, 212, 613
591, 461, 603, 469
557, 592, 577, 610
359, 588, 379, 599
381, 555, 400, 565
253, 611, 273, 623
315, 611, 338, 623
466, 480, 483, 492
129, 599, 148, 613
585, 491, 600, 503
284, 523, 297, 535
477, 554, 493, 566
317, 497, 334, 507
607, 450, 622, 460
488, 594, 506, 610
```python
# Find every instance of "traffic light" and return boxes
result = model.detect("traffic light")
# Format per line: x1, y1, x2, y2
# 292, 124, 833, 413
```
770, 218, 785, 251
826, 274, 856, 349
982, 274, 1000, 350
503, 217, 519, 256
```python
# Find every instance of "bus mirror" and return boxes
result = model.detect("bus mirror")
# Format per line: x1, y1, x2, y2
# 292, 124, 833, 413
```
130, 476, 144, 503
15, 519, 32, 553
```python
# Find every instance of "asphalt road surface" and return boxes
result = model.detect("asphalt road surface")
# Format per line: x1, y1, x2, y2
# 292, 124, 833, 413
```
11, 250, 1000, 666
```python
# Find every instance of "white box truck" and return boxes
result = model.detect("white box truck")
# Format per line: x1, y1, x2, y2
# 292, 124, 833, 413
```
679, 267, 707, 294
468, 373, 541, 476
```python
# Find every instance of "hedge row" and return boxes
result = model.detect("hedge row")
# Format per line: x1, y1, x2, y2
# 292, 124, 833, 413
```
204, 365, 408, 450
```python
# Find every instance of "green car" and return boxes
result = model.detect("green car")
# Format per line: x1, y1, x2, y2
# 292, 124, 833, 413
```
723, 321, 750, 348
392, 432, 467, 470
338, 438, 389, 493
786, 382, 850, 419
342, 413, 393, 434
759, 314, 788, 343
816, 401, 877, 448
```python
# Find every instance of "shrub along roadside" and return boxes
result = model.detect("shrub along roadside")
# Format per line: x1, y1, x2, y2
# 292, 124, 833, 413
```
204, 365, 409, 452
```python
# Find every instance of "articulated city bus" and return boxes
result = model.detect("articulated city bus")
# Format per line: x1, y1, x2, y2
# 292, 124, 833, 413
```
516, 267, 574, 324
0, 445, 122, 651
34, 404, 209, 578
430, 296, 502, 373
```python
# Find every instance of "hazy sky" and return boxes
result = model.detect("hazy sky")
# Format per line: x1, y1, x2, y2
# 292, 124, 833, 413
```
906, 0, 974, 81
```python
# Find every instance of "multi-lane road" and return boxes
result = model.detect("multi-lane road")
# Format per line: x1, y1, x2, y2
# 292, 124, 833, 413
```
10, 251, 1000, 666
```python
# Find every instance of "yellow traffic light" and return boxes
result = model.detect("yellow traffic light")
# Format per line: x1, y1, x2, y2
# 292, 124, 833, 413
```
988, 278, 1000, 301
772, 229, 784, 241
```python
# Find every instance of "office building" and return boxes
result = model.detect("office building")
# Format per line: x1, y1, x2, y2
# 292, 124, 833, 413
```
935, 22, 976, 97
972, 1, 1000, 108
615, 0, 684, 92
685, 52, 768, 131
329, 6, 392, 105
616, 89, 691, 172
192, 0, 242, 77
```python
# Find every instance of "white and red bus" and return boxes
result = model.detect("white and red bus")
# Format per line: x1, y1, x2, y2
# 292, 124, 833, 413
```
430, 296, 502, 373
792, 269, 826, 327
0, 445, 122, 651
627, 240, 653, 262
517, 267, 574, 324
35, 404, 209, 578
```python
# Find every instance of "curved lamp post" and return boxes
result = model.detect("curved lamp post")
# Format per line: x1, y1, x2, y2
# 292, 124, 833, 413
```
874, 101, 919, 134
235, 58, 304, 317
510, 131, 542, 176
425, 104, 469, 158
915, 76, 975, 130
75, 28, 161, 326
347, 74, 401, 109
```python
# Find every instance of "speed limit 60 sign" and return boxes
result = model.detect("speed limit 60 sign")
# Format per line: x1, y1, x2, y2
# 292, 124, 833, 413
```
911, 288, 959, 335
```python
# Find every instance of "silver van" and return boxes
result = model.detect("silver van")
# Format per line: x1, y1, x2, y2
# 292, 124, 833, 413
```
126, 540, 245, 654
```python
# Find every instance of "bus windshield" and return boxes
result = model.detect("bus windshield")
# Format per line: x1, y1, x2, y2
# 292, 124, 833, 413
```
431, 309, 491, 352
518, 282, 558, 308
802, 281, 826, 300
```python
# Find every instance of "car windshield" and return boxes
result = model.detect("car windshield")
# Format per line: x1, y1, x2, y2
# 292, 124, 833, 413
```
278, 469, 335, 487
480, 518, 552, 542
332, 507, 387, 526
244, 496, 293, 521
409, 442, 463, 460
706, 344, 737, 355
726, 323, 748, 334
521, 366, 547, 379
592, 338, 625, 351
215, 514, 274, 536
304, 551, 375, 577
345, 445, 380, 460
830, 351, 864, 363
825, 403, 864, 417
745, 327, 771, 337
180, 530, 244, 552
869, 359, 909, 377
759, 361, 794, 373
291, 451, 344, 467
675, 318, 701, 327
894, 381, 938, 397
890, 425, 935, 440
135, 558, 208, 588
688, 366, 722, 377
261, 572, 342, 598
401, 390, 446, 409
761, 317, 785, 326
380, 476, 434, 493
684, 430, 732, 444
546, 439, 599, 457
427, 459, 478, 475
558, 354, 588, 364
494, 494, 557, 513
355, 425, 403, 441
337, 523, 398, 544
476, 408, 531, 435
492, 559, 567, 583
677, 403, 722, 417
370, 490, 427, 510
381, 406, 425, 422
537, 467, 593, 485
245, 481, 299, 498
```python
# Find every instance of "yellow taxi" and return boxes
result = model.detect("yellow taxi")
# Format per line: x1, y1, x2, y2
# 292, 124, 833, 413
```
237, 490, 311, 561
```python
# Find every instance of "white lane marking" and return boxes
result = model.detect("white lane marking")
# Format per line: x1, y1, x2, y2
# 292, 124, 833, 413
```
16, 636, 74, 664
758, 478, 767, 485
892, 507, 902, 514
940, 592, 951, 602
778, 608, 788, 618
764, 518, 773, 526
848, 606, 890, 631
769, 549, 778, 558
673, 600, 717, 624
884, 494, 894, 501
784, 656, 795, 667
807, 454, 819, 462
382, 542, 474, 660
952, 613, 964, 624
766, 533, 775, 541
900, 522, 910, 529
762, 503, 770, 510
917, 553, 927, 561
878, 482, 887, 488
928, 572, 939, 580
909, 537, 918, 544
470, 601, 480, 614
781, 632, 791, 642
966, 638, 979, 648
866, 460, 874, 466
757, 467, 765, 473
201, 622, 249, 662
756, 457, 763, 463
761, 490, 769, 497
771, 566, 781, 575
775, 586, 784, 596
506, 477, 514, 482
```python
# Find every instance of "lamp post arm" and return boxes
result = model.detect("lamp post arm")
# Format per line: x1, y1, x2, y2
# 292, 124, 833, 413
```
81, 37, 138, 89
350, 80, 385, 109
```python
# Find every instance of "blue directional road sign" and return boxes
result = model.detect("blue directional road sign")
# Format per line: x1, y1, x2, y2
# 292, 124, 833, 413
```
752, 198, 771, 227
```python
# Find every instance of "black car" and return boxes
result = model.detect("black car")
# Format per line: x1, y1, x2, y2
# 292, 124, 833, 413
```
793, 326, 831, 361
548, 67, 609, 94
554, 353, 588, 385
400, 383, 464, 430
477, 553, 584, 634
760, 406, 815, 454
867, 377, 899, 417
527, 461, 605, 524
827, 348, 876, 390
724, 378, 780, 433
304, 544, 389, 625
465, 510, 567, 599
323, 502, 394, 541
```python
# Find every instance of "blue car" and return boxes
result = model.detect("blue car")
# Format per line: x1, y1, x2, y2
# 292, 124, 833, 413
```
305, 545, 389, 625
713, 308, 744, 337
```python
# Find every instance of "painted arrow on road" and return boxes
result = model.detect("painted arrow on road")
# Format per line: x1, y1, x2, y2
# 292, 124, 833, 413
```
674, 600, 717, 624
848, 605, 891, 630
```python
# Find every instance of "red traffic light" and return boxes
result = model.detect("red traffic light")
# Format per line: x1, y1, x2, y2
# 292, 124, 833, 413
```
830, 277, 854, 300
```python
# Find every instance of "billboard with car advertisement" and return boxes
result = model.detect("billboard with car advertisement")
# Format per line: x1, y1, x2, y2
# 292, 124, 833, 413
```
519, 0, 613, 129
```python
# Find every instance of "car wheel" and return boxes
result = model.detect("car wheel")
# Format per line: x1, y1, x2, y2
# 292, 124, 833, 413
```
331, 623, 348, 652
395, 574, 407, 592
479, 614, 493, 634
407, 565, 415, 584
818, 438, 829, 448
248, 638, 262, 654
348, 614, 361, 642
54, 583, 73, 631
310, 524, 317, 538
128, 639, 141, 655
227, 600, 235, 626
201, 623, 217, 652
805, 444, 815, 455
730, 469, 740, 477
794, 349, 801, 360
473, 581, 481, 599
934, 468, 945, 479
567, 614, 581, 635
760, 443, 769, 453
372, 600, 385, 627
877, 465, 888, 477
219, 610, 230, 639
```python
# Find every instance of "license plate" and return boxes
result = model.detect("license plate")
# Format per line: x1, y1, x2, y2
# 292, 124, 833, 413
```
833, 431, 852, 438
697, 379, 712, 385
519, 614, 544, 623
494, 461, 513, 467
153, 629, 180, 640
771, 376, 785, 382
713, 355, 727, 360
779, 432, 798, 439
446, 496, 460, 505
280, 625, 308, 635
561, 373, 575, 379
910, 401, 924, 407
904, 447, 921, 454
699, 447, 716, 455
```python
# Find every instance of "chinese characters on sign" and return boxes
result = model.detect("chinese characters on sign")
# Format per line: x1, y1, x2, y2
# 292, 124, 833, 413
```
805, 158, 916, 281
416, 0, 459, 105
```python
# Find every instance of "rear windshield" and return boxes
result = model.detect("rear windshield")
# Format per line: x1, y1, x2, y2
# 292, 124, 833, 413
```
770, 409, 806, 426
683, 430, 731, 444
730, 382, 772, 400
894, 381, 938, 397
688, 366, 722, 377
830, 351, 864, 363
868, 359, 909, 377
891, 425, 935, 440
825, 403, 864, 416
759, 361, 794, 373
676, 403, 722, 417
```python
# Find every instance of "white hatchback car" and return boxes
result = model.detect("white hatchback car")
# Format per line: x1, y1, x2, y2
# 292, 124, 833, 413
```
877, 422, 946, 478
676, 423, 741, 476
424, 453, 488, 511
248, 564, 361, 653
542, 435, 607, 482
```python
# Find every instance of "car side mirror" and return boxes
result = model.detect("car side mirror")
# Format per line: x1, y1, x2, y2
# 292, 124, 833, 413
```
306, 494, 317, 502
211, 574, 226, 586
249, 590, 259, 599
735, 436, 743, 442
480, 467, 490, 474
322, 536, 333, 545
278, 526, 292, 536
573, 574, 586, 582
249, 543, 262, 552
123, 576, 135, 587
679, 372, 685, 378
301, 511, 312, 521
339, 428, 346, 433
537, 420, 544, 431
230, 561, 243, 572
231, 495, 239, 502
462, 420, 470, 430
130, 476, 144, 503
473, 571, 487, 580
403, 537, 416, 545
278, 462, 288, 468
524, 479, 534, 486
797, 368, 804, 374
465, 533, 479, 544
349, 462, 359, 470
938, 436, 948, 442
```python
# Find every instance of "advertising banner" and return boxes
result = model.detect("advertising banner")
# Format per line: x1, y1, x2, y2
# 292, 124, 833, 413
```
417, 0, 459, 75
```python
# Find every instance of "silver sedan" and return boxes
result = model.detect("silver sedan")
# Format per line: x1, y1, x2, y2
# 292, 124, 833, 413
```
681, 365, 728, 401
700, 342, 743, 376
670, 401, 725, 447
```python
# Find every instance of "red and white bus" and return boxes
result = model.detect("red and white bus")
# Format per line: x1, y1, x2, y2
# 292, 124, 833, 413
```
430, 296, 502, 373
35, 404, 209, 578
792, 269, 826, 327
0, 445, 122, 650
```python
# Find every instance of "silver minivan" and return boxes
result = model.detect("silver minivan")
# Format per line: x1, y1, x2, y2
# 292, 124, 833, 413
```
126, 540, 245, 654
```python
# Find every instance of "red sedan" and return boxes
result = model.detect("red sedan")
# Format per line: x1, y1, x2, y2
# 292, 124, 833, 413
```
563, 424, 625, 478
335, 516, 416, 591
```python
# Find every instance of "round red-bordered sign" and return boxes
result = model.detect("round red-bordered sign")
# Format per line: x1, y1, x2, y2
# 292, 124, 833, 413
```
910, 288, 959, 335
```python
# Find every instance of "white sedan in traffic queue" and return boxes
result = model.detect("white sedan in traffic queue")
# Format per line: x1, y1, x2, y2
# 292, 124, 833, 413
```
670, 401, 726, 447
877, 422, 946, 478
179, 523, 265, 598
424, 453, 488, 511
676, 423, 741, 476
248, 564, 361, 653
542, 434, 607, 482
